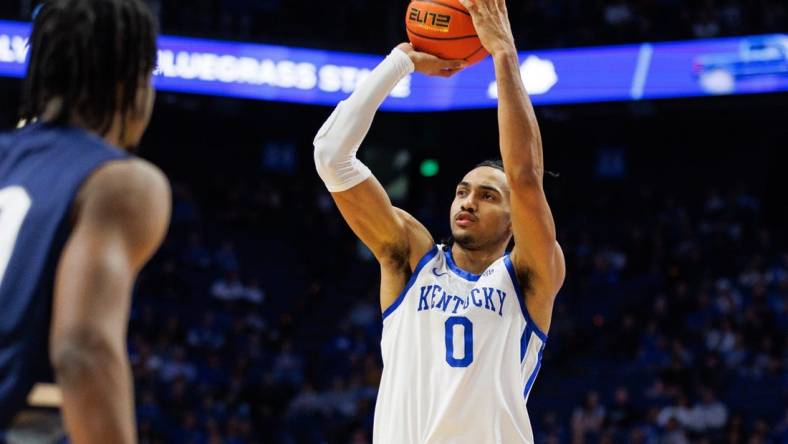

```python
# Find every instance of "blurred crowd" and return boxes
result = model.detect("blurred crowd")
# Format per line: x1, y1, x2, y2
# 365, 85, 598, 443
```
122, 159, 786, 443
2, 0, 787, 51
534, 184, 787, 444
1, 1, 786, 443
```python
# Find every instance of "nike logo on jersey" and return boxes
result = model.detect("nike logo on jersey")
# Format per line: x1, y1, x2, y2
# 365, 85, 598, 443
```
432, 267, 448, 277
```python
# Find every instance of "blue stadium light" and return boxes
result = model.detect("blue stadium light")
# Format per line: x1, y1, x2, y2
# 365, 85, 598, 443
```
1, 19, 786, 111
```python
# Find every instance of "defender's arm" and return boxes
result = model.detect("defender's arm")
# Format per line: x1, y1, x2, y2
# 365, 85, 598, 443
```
51, 160, 171, 444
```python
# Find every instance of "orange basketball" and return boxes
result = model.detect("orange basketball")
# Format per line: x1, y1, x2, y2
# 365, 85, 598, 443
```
405, 0, 489, 65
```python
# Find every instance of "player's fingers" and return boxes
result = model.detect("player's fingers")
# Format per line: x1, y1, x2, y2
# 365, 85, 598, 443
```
458, 0, 477, 13
421, 54, 466, 73
497, 0, 510, 17
438, 59, 467, 71
439, 67, 464, 78
397, 42, 414, 53
476, 0, 494, 14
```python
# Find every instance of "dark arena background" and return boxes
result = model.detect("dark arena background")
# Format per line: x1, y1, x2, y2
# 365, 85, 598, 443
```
1, 1, 787, 443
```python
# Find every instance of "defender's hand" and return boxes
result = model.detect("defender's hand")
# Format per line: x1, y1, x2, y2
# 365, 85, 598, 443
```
396, 43, 466, 78
458, 0, 516, 57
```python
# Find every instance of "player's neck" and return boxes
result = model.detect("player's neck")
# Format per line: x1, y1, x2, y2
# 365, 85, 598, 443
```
39, 99, 129, 151
450, 243, 507, 275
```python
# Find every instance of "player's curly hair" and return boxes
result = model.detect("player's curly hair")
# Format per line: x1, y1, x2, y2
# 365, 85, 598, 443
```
475, 159, 504, 173
476, 158, 559, 179
20, 0, 158, 135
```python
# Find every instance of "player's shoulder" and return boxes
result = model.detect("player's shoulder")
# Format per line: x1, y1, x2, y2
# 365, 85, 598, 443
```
393, 207, 435, 269
68, 158, 171, 266
3, 123, 120, 157
77, 158, 171, 228
0, 133, 10, 156
89, 158, 169, 199
509, 243, 565, 296
0, 126, 25, 153
392, 207, 426, 231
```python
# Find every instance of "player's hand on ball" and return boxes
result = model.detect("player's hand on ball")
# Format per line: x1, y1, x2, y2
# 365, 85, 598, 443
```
397, 43, 467, 78
457, 0, 516, 56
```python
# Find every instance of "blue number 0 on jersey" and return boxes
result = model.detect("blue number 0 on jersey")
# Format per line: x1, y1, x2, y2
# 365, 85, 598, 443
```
445, 316, 473, 367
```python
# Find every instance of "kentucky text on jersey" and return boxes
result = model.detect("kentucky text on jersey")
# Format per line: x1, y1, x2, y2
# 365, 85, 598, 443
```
417, 284, 507, 316
375, 246, 546, 443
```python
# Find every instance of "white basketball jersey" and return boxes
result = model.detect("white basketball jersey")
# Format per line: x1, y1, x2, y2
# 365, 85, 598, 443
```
373, 245, 548, 444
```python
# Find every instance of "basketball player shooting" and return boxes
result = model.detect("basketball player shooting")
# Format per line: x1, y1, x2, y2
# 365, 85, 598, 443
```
0, 1, 170, 443
314, 0, 565, 442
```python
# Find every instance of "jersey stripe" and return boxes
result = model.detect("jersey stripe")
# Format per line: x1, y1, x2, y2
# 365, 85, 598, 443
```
524, 342, 545, 401
504, 254, 548, 341
520, 325, 531, 362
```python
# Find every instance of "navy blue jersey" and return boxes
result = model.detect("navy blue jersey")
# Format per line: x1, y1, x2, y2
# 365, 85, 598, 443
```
0, 123, 127, 427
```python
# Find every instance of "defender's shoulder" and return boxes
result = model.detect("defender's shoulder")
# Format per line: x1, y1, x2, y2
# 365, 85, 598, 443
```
76, 158, 171, 234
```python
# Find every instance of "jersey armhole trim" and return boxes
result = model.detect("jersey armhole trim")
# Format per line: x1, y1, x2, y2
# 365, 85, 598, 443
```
381, 245, 439, 321
523, 341, 546, 401
504, 254, 548, 342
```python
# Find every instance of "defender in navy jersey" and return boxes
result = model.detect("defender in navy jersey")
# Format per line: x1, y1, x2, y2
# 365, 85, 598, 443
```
0, 1, 170, 443
314, 0, 565, 442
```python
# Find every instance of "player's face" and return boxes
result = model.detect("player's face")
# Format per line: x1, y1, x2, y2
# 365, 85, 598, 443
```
122, 73, 156, 148
450, 166, 512, 250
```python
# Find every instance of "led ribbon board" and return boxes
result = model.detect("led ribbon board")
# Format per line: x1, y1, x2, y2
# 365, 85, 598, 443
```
1, 20, 786, 111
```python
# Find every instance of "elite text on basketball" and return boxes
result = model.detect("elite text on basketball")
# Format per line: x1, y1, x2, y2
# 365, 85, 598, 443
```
408, 8, 451, 33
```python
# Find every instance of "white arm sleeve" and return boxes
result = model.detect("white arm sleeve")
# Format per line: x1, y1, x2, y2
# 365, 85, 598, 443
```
313, 48, 415, 192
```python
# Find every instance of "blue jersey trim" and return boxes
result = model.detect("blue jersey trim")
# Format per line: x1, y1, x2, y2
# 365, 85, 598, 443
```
382, 245, 439, 321
444, 248, 482, 282
520, 324, 532, 362
523, 342, 545, 400
504, 254, 548, 342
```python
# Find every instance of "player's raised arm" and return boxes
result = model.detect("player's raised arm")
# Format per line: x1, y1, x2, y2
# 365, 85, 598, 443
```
50, 160, 171, 444
461, 0, 565, 330
313, 44, 463, 306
